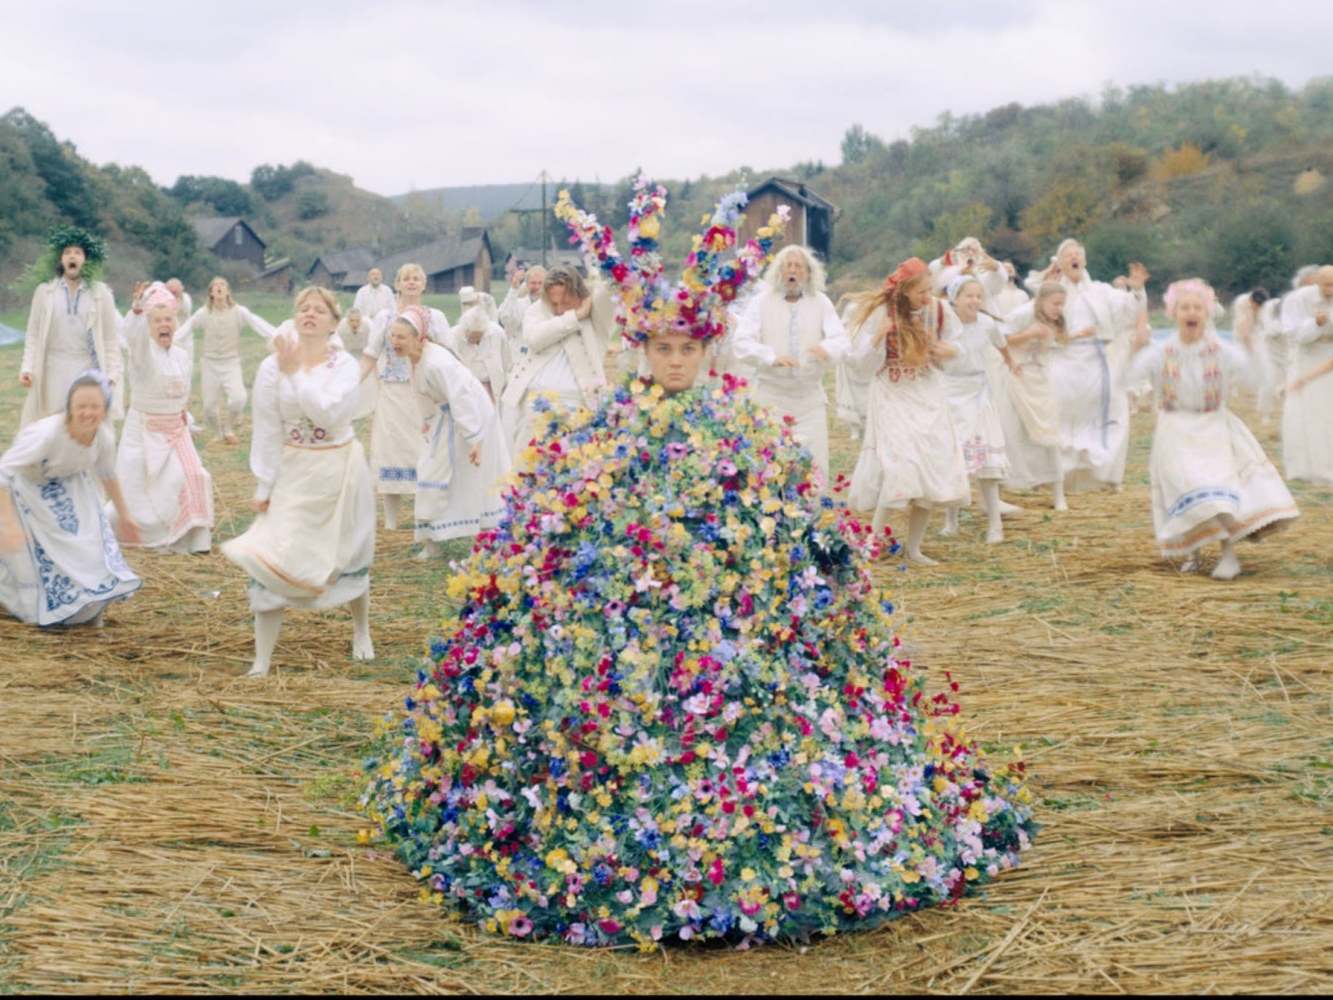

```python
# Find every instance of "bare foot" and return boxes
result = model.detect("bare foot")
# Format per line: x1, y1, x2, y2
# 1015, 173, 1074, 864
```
245, 662, 271, 679
1054, 499, 1069, 512
1210, 553, 1241, 581
986, 527, 1004, 545
907, 550, 939, 566
352, 634, 375, 661
996, 500, 1023, 516
223, 432, 240, 445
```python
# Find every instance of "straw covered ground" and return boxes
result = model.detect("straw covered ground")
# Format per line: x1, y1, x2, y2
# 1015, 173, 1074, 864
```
1, 328, 1331, 993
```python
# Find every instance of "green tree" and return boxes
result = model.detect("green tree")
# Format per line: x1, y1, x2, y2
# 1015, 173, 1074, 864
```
296, 189, 331, 220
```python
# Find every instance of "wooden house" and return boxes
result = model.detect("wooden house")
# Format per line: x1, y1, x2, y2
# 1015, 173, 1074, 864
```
740, 178, 837, 262
504, 246, 584, 276
370, 231, 494, 294
189, 217, 268, 273
307, 246, 378, 290
254, 258, 295, 295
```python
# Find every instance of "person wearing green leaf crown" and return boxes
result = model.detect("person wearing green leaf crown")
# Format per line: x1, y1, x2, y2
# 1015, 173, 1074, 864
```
19, 227, 124, 429
361, 181, 1035, 950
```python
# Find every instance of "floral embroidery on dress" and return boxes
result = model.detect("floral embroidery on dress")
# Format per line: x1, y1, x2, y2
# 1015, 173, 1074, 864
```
1161, 340, 1222, 412
285, 417, 330, 444
39, 478, 78, 534
33, 541, 80, 612
380, 350, 412, 384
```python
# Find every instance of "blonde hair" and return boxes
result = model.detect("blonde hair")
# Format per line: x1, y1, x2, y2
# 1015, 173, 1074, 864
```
1033, 282, 1068, 340
762, 244, 827, 296
293, 285, 342, 321
845, 271, 934, 368
395, 263, 426, 291
205, 276, 235, 311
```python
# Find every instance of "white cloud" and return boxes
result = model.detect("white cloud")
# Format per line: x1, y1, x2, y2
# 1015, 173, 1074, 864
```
1, 0, 1327, 196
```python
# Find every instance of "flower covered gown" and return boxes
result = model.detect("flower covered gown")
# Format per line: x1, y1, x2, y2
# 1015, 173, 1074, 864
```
363, 374, 1034, 948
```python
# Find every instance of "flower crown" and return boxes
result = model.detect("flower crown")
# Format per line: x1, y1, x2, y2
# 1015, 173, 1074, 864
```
553, 175, 789, 345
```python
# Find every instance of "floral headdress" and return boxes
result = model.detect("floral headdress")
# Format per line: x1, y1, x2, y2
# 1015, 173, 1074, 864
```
554, 175, 789, 345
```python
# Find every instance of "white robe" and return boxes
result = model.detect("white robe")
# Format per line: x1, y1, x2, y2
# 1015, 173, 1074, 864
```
732, 287, 850, 488
222, 342, 374, 612
847, 303, 969, 511
20, 279, 124, 427
1279, 286, 1333, 483
940, 314, 1009, 480
365, 306, 450, 494
182, 304, 275, 435
997, 322, 1062, 488
352, 283, 396, 322
0, 415, 141, 625
834, 301, 875, 436
1126, 333, 1298, 556
114, 315, 214, 551
446, 321, 511, 401
412, 342, 511, 542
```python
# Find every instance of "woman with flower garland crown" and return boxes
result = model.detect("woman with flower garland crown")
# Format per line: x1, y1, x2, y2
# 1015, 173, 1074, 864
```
360, 263, 450, 530
362, 181, 1034, 949
1125, 278, 1298, 579
222, 287, 375, 678
844, 258, 969, 565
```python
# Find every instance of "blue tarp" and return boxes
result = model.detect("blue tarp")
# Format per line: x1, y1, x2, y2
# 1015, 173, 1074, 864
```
0, 323, 22, 346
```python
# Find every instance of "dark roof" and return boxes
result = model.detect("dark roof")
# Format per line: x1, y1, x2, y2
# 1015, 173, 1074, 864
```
257, 258, 293, 279
375, 232, 489, 279
308, 246, 377, 278
746, 177, 837, 213
190, 216, 266, 250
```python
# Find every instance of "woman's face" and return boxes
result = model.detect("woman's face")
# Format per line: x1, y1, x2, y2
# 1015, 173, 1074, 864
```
209, 279, 229, 305
1040, 291, 1067, 323
954, 282, 984, 321
645, 333, 707, 393
1058, 244, 1086, 280
149, 305, 177, 348
295, 293, 338, 338
1174, 292, 1208, 338
67, 385, 106, 436
397, 270, 425, 297
904, 276, 933, 311
388, 320, 423, 360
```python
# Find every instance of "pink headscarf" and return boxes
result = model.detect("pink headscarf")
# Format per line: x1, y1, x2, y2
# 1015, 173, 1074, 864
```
883, 257, 928, 293
141, 281, 177, 312
397, 304, 431, 339
1163, 278, 1215, 318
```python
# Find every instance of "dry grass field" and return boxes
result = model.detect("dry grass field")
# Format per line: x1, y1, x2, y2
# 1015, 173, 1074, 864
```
1, 314, 1330, 993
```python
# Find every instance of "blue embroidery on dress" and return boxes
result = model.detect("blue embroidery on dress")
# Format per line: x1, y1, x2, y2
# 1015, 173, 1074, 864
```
380, 351, 412, 383
379, 467, 418, 482
39, 478, 78, 534
33, 541, 80, 612
1167, 485, 1240, 520
96, 492, 131, 575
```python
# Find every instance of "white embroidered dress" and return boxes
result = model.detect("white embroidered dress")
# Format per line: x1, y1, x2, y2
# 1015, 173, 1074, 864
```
115, 314, 214, 551
1279, 286, 1333, 483
1126, 333, 1298, 557
412, 342, 511, 542
365, 307, 450, 494
0, 415, 140, 625
847, 304, 970, 512
996, 324, 1062, 488
940, 314, 1010, 480
221, 343, 374, 612
181, 304, 275, 435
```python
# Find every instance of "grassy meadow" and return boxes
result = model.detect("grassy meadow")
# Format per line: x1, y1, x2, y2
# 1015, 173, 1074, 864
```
0, 301, 1331, 992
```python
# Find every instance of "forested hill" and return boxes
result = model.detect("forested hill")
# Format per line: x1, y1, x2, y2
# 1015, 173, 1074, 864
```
3, 76, 1331, 308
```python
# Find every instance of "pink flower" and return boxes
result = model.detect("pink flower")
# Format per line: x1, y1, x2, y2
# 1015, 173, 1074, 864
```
508, 916, 533, 937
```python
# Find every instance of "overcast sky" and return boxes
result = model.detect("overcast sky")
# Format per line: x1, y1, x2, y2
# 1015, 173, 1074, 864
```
4, 1, 1329, 197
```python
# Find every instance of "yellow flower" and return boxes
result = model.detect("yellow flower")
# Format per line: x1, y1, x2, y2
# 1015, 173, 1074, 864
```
638, 215, 661, 239
491, 700, 515, 727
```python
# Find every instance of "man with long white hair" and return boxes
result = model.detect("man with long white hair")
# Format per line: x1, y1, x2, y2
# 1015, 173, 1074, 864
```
733, 244, 849, 489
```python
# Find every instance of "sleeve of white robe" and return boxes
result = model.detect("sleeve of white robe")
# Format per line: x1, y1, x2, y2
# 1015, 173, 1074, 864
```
730, 292, 776, 368
0, 418, 54, 488
1284, 289, 1331, 345
1218, 338, 1260, 393
428, 309, 451, 347
487, 327, 509, 396
93, 422, 118, 478
523, 303, 582, 353
1001, 303, 1037, 341
95, 285, 123, 393
363, 312, 390, 360
20, 284, 49, 378
428, 351, 490, 445
843, 313, 889, 377
1122, 341, 1164, 392
248, 358, 283, 502
238, 305, 277, 342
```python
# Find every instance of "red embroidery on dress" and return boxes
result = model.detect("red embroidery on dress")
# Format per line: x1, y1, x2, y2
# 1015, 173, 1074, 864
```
1161, 340, 1222, 412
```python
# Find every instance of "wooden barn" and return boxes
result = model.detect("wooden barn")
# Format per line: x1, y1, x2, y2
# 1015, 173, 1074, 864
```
740, 178, 837, 262
307, 246, 378, 291
189, 217, 268, 273
371, 231, 494, 294
503, 246, 584, 275
254, 258, 295, 295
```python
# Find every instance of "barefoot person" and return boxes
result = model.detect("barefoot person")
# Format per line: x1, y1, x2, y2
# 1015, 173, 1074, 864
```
846, 257, 968, 565
389, 307, 510, 559
222, 287, 375, 678
1279, 264, 1333, 484
0, 372, 141, 626
18, 228, 124, 428
116, 283, 214, 553
1125, 279, 1298, 579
